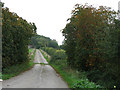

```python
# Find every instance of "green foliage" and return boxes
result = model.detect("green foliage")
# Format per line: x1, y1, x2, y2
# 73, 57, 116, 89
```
29, 48, 33, 54
29, 49, 36, 64
42, 47, 56, 56
52, 49, 66, 61
2, 49, 36, 80
2, 62, 30, 80
87, 69, 117, 88
59, 44, 65, 50
2, 6, 37, 68
30, 35, 59, 49
49, 56, 102, 88
41, 47, 102, 88
42, 47, 66, 62
62, 3, 119, 88
40, 49, 49, 63
72, 79, 102, 89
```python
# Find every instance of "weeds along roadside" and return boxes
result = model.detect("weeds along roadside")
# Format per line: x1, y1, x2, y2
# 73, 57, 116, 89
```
40, 47, 102, 88
2, 48, 36, 80
39, 49, 50, 63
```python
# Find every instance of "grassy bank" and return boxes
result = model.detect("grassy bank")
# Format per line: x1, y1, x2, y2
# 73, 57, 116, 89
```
41, 48, 103, 89
50, 60, 80, 88
29, 48, 33, 54
40, 49, 49, 63
51, 60, 102, 89
2, 48, 36, 80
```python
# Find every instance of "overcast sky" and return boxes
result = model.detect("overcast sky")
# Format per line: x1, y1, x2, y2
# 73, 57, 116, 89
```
2, 0, 120, 45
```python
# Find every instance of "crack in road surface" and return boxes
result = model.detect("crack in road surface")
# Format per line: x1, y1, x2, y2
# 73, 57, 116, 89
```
2, 49, 69, 88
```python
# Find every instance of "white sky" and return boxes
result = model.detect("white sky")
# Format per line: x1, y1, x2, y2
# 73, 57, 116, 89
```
2, 0, 120, 45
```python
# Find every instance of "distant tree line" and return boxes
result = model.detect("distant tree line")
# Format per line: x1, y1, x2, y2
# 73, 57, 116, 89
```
2, 3, 37, 68
62, 4, 120, 88
30, 34, 59, 49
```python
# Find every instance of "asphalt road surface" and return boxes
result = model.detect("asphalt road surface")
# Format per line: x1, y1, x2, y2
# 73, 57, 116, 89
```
2, 49, 69, 88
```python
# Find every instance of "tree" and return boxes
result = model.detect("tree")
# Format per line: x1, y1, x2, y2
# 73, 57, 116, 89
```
30, 34, 59, 49
2, 6, 37, 68
62, 4, 119, 88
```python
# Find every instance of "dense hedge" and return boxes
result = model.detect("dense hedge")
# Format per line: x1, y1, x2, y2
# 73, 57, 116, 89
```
2, 5, 37, 68
62, 4, 120, 88
42, 47, 103, 88
42, 47, 66, 62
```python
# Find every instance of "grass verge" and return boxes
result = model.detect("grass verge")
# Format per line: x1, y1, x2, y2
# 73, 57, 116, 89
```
50, 60, 83, 88
29, 48, 33, 54
41, 49, 103, 89
51, 60, 103, 89
40, 50, 77, 88
2, 49, 36, 80
40, 49, 49, 63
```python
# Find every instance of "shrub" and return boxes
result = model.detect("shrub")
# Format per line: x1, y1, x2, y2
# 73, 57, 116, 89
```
62, 3, 119, 88
2, 6, 37, 68
42, 47, 67, 62
52, 49, 66, 61
72, 79, 102, 89
44, 47, 56, 56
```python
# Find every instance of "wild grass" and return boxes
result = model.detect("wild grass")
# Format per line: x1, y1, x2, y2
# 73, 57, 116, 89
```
51, 60, 103, 89
39, 49, 49, 63
2, 49, 36, 80
29, 48, 33, 54
41, 48, 103, 89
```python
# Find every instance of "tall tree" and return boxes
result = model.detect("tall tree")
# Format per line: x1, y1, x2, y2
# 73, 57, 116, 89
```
62, 4, 119, 87
2, 6, 37, 68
